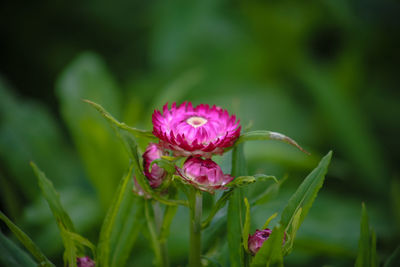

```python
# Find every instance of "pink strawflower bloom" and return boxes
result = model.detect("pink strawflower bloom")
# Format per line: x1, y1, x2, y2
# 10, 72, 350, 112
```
176, 157, 234, 193
152, 102, 241, 158
77, 256, 95, 267
142, 143, 167, 188
248, 228, 272, 255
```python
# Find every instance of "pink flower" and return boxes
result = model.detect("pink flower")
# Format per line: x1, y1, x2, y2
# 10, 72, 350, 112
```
152, 102, 241, 158
248, 228, 272, 255
77, 256, 95, 267
142, 143, 167, 188
176, 157, 234, 193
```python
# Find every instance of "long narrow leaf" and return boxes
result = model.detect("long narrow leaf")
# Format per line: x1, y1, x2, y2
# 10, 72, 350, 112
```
235, 130, 309, 154
251, 175, 287, 206
384, 246, 400, 267
97, 163, 134, 267
159, 203, 178, 242
111, 199, 145, 267
243, 198, 251, 253
355, 203, 378, 267
88, 101, 187, 207
0, 232, 37, 267
83, 99, 155, 139
0, 211, 54, 267
280, 151, 332, 240
30, 162, 81, 267
227, 175, 277, 188
30, 162, 75, 231
202, 189, 233, 229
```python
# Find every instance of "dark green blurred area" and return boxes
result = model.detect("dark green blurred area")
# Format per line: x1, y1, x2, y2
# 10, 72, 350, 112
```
0, 0, 399, 266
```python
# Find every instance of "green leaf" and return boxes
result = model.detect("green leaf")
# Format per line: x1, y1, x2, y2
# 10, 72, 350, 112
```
30, 162, 75, 232
83, 99, 155, 140
150, 158, 177, 175
0, 232, 36, 267
110, 199, 145, 267
235, 130, 309, 154
56, 52, 128, 207
283, 207, 302, 255
280, 151, 332, 246
243, 198, 251, 254
227, 175, 278, 188
262, 213, 278, 230
31, 162, 83, 267
228, 144, 247, 267
63, 230, 96, 260
159, 202, 178, 243
87, 99, 187, 207
0, 78, 83, 202
0, 211, 54, 267
202, 189, 234, 229
384, 246, 400, 267
252, 176, 287, 206
250, 224, 284, 267
355, 203, 378, 267
97, 163, 134, 267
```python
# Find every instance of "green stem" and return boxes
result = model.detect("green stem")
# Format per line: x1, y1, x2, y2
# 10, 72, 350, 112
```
189, 190, 203, 267
145, 200, 162, 266
153, 202, 170, 267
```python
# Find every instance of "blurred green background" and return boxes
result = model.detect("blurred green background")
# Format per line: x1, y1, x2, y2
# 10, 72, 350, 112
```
0, 0, 399, 266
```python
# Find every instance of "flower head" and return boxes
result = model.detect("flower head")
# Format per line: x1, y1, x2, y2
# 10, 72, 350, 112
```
143, 143, 167, 188
77, 256, 95, 267
176, 157, 233, 193
152, 102, 241, 158
248, 228, 272, 255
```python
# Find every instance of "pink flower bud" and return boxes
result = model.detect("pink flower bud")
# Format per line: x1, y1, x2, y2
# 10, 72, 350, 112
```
248, 228, 272, 255
176, 157, 233, 193
142, 143, 166, 188
77, 256, 95, 267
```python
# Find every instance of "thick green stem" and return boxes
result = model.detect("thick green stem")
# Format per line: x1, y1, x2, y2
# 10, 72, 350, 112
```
189, 191, 202, 267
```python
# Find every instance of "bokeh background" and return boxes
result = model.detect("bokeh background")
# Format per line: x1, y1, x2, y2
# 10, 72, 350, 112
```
1, 0, 399, 266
